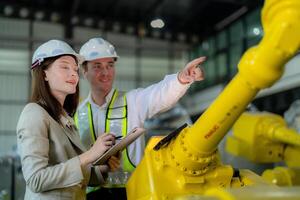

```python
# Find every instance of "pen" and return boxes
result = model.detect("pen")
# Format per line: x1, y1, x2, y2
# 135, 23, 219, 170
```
115, 136, 123, 140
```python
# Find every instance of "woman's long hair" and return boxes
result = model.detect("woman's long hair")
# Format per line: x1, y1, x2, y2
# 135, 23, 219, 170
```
30, 55, 79, 122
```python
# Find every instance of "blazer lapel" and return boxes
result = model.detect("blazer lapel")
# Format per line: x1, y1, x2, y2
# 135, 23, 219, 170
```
60, 115, 87, 152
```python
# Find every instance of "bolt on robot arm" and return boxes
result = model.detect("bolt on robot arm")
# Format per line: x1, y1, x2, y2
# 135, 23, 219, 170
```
127, 0, 300, 199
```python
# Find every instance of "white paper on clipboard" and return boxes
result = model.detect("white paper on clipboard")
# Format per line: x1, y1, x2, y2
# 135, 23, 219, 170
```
92, 127, 146, 166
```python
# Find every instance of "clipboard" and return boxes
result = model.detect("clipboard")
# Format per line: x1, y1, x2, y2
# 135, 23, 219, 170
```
92, 127, 147, 166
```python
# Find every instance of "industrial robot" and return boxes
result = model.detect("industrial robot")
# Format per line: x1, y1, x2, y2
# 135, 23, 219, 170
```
126, 0, 300, 199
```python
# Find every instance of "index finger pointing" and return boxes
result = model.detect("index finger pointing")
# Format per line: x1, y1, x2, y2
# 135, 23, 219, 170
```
187, 56, 206, 69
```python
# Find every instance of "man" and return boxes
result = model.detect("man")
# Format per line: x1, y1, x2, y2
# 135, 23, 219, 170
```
75, 37, 206, 199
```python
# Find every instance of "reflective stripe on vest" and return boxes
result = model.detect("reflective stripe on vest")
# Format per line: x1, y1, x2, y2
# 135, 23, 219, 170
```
74, 89, 135, 172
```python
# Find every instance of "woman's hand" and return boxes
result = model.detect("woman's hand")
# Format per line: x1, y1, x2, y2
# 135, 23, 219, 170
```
92, 133, 115, 155
178, 56, 206, 84
79, 133, 115, 166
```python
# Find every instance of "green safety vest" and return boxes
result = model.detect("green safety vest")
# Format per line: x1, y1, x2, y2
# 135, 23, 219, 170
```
74, 90, 135, 190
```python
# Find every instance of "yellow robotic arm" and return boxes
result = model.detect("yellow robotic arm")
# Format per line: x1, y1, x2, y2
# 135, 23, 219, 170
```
226, 112, 300, 186
226, 112, 300, 163
127, 0, 300, 199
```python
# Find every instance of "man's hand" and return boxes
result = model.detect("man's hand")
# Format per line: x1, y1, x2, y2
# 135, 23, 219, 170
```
107, 152, 121, 171
178, 56, 206, 84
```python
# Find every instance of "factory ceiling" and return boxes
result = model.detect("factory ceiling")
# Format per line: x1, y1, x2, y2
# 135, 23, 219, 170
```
0, 0, 262, 43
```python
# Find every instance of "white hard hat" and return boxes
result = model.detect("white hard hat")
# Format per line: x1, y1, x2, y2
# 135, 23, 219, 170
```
31, 39, 83, 69
79, 37, 119, 62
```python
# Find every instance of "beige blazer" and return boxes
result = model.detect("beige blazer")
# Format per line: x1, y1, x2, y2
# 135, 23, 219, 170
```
17, 103, 104, 200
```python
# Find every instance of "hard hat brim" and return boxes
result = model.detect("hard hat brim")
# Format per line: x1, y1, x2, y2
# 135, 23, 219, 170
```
31, 53, 85, 69
84, 55, 119, 62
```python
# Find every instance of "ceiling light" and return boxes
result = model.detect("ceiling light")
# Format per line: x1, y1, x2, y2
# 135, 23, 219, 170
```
253, 27, 261, 36
19, 7, 29, 18
4, 5, 14, 16
35, 11, 44, 20
150, 19, 165, 29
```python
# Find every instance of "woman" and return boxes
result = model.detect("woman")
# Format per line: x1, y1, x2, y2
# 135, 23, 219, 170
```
17, 40, 115, 199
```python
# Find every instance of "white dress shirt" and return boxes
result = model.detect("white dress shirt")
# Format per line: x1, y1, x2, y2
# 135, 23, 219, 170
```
80, 74, 191, 166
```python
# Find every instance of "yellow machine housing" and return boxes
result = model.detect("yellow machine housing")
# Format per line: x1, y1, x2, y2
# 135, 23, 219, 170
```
226, 112, 300, 186
226, 112, 300, 163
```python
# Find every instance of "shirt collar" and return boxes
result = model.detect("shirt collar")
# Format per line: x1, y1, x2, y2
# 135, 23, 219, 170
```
88, 88, 115, 108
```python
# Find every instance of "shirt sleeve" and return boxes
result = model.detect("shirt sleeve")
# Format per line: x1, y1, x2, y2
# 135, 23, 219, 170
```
16, 104, 88, 193
127, 73, 191, 122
